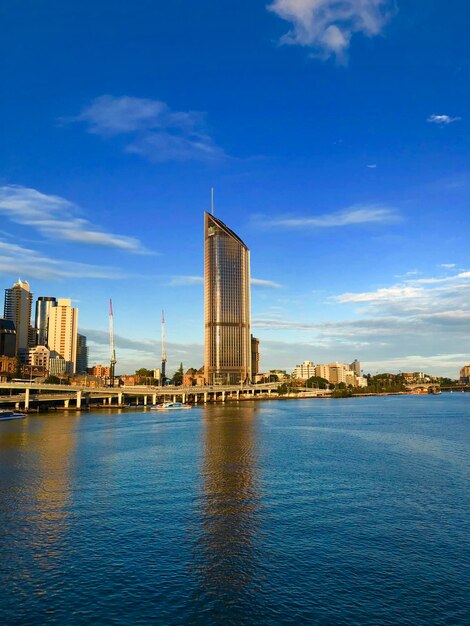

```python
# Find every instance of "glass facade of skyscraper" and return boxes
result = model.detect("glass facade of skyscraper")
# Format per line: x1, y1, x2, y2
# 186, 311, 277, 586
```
204, 213, 251, 385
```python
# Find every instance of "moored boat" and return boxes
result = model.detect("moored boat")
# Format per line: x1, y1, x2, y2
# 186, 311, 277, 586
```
0, 410, 26, 421
150, 402, 192, 411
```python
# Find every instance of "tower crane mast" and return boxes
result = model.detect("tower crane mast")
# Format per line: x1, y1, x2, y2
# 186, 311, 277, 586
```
109, 299, 117, 387
161, 309, 166, 386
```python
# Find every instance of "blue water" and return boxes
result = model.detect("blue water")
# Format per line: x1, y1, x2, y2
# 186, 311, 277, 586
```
0, 395, 469, 625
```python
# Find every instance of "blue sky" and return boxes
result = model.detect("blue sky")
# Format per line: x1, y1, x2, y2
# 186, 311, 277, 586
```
1, 0, 469, 376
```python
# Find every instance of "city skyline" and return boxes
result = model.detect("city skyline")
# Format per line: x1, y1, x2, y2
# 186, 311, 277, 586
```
1, 1, 469, 376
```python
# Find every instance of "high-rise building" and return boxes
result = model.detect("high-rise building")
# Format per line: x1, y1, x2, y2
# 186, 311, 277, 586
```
47, 298, 78, 374
350, 359, 361, 377
204, 212, 251, 385
76, 334, 88, 374
0, 319, 16, 357
251, 335, 260, 377
4, 279, 33, 358
35, 297, 57, 346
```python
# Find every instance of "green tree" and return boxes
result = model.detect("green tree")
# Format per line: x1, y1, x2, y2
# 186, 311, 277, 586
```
135, 368, 153, 378
172, 362, 184, 386
305, 376, 329, 389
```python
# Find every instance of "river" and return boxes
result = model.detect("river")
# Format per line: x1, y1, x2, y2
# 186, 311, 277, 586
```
0, 394, 469, 625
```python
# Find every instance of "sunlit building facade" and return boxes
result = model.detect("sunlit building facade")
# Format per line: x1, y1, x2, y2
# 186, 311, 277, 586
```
204, 212, 251, 385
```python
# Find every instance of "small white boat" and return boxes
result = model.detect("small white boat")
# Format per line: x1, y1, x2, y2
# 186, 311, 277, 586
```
0, 410, 26, 421
150, 402, 192, 411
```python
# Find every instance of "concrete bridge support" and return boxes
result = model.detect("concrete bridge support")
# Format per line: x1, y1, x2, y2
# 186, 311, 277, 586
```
143, 395, 148, 406
76, 391, 82, 409
25, 388, 30, 410
204, 392, 208, 403
64, 399, 70, 408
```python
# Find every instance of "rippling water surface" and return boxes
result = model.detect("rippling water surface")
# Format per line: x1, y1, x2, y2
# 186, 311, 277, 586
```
1, 395, 469, 625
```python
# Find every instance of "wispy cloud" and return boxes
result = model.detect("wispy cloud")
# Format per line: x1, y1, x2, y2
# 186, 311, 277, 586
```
427, 114, 461, 125
0, 240, 127, 279
82, 327, 204, 372
67, 95, 226, 162
0, 185, 150, 254
366, 164, 377, 169
168, 275, 204, 286
440, 263, 456, 269
167, 275, 282, 288
251, 267, 470, 375
268, 0, 393, 62
256, 205, 400, 229
251, 278, 283, 288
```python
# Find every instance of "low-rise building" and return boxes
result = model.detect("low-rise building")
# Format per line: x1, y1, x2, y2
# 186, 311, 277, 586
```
315, 364, 330, 381
87, 364, 111, 378
0, 355, 16, 380
28, 345, 50, 371
292, 361, 316, 380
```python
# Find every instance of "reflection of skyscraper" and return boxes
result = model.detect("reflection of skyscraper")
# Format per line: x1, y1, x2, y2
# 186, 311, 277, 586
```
35, 296, 57, 346
193, 406, 260, 614
204, 212, 251, 385
4, 279, 33, 358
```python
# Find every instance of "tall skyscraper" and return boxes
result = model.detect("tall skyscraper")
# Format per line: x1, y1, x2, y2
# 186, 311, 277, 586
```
35, 297, 57, 346
4, 279, 33, 358
47, 298, 78, 374
204, 212, 251, 385
76, 334, 88, 374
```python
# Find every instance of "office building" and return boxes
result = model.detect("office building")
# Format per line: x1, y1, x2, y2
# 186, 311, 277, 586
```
47, 298, 78, 374
35, 296, 57, 346
76, 334, 88, 374
460, 364, 470, 384
292, 360, 316, 380
251, 335, 260, 377
28, 345, 50, 371
350, 359, 361, 377
0, 319, 16, 357
204, 212, 251, 385
4, 279, 33, 358
315, 364, 330, 381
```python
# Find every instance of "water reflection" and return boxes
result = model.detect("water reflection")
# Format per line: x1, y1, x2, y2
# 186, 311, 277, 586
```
192, 404, 262, 613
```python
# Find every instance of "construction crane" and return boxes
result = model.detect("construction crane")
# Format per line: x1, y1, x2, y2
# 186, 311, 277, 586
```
109, 299, 117, 387
161, 309, 166, 386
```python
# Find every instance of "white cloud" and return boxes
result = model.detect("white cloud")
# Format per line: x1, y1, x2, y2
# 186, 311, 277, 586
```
251, 277, 283, 288
168, 275, 204, 286
0, 240, 127, 279
268, 0, 393, 62
69, 95, 226, 162
427, 114, 461, 125
335, 285, 423, 304
257, 204, 400, 229
0, 185, 150, 254
366, 164, 377, 168
440, 263, 456, 269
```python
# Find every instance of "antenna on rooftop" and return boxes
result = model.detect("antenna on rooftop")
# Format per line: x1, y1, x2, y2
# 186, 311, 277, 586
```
211, 187, 214, 215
